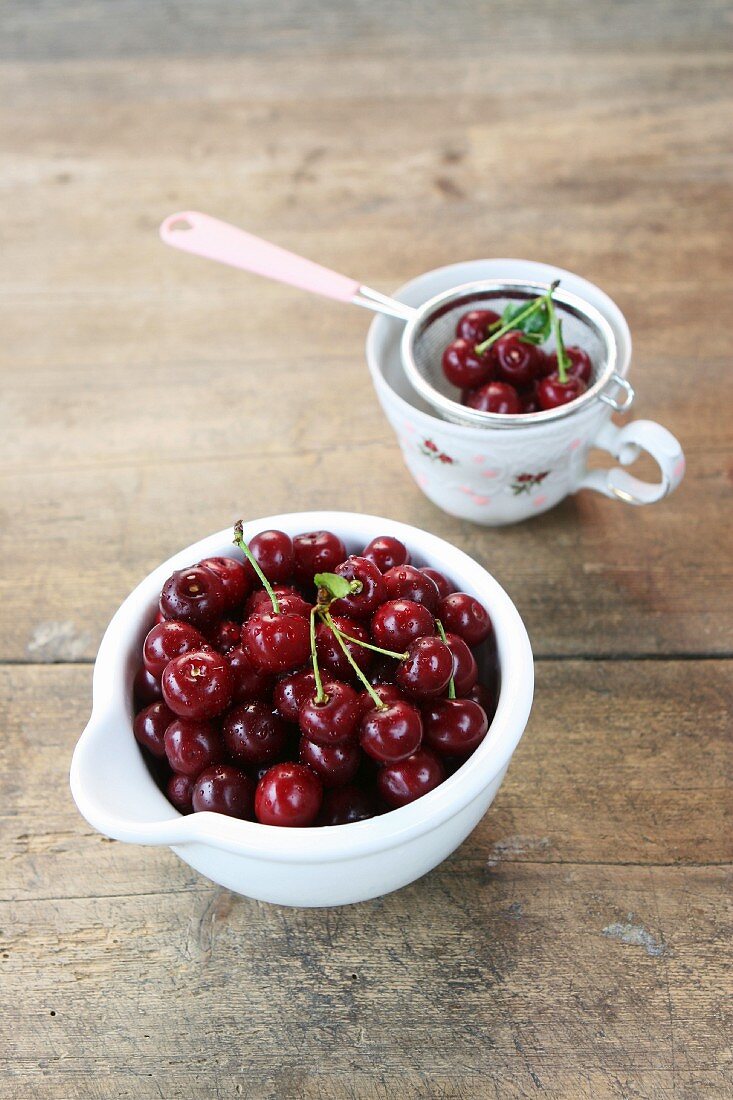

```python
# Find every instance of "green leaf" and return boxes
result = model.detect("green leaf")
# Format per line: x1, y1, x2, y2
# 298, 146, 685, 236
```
501, 298, 551, 342
314, 572, 353, 599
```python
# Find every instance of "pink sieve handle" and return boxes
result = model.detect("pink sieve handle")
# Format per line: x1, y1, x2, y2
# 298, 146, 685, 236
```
159, 211, 361, 303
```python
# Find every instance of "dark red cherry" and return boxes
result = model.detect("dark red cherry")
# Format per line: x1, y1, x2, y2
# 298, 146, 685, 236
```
359, 700, 423, 763
166, 773, 194, 814
255, 762, 322, 827
467, 682, 496, 715
299, 736, 361, 787
159, 565, 226, 630
209, 619, 241, 654
443, 631, 478, 696
382, 564, 440, 612
318, 785, 377, 825
133, 665, 163, 708
133, 701, 175, 758
192, 764, 255, 819
242, 610, 311, 673
548, 345, 593, 383
536, 373, 587, 410
519, 390, 540, 414
198, 556, 250, 609
299, 680, 360, 745
224, 645, 272, 703
362, 535, 410, 573
442, 338, 494, 390
419, 567, 455, 599
273, 668, 316, 722
423, 698, 488, 756
358, 682, 405, 715
245, 585, 310, 619
331, 556, 387, 619
143, 620, 208, 678
292, 530, 347, 586
396, 637, 453, 698
378, 748, 446, 808
316, 614, 372, 680
493, 331, 540, 387
534, 347, 554, 378
222, 701, 288, 765
455, 308, 500, 343
245, 529, 294, 584
164, 718, 224, 776
438, 593, 493, 646
161, 649, 233, 719
465, 381, 521, 415
371, 598, 434, 651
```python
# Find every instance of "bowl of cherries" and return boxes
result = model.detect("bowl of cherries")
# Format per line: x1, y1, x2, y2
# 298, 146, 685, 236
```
71, 512, 533, 907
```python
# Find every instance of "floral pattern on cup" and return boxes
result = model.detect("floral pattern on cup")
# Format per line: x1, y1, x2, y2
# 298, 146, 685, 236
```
511, 471, 550, 496
420, 439, 456, 465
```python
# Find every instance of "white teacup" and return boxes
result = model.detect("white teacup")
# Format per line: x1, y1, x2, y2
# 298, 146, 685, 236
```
366, 259, 685, 526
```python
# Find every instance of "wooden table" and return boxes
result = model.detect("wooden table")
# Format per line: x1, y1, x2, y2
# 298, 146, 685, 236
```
2, 2, 731, 1096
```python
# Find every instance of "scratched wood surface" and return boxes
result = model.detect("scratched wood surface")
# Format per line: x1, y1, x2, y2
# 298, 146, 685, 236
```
1, 1, 732, 1097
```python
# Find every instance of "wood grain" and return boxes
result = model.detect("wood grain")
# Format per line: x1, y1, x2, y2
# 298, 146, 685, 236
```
1, 0, 732, 1096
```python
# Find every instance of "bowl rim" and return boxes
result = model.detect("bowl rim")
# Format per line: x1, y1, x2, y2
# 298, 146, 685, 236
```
70, 511, 533, 862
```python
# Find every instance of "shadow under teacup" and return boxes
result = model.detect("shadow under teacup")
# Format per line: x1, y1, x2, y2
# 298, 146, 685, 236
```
366, 259, 685, 527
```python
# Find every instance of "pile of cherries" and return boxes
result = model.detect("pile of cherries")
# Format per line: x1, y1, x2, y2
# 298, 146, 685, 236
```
133, 525, 496, 828
441, 282, 593, 415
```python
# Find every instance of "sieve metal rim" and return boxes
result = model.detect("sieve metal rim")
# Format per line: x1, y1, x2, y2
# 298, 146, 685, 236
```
401, 279, 622, 428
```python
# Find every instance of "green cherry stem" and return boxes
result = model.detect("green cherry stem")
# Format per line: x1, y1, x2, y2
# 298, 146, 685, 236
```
321, 610, 386, 710
547, 294, 569, 382
332, 627, 408, 662
309, 606, 326, 704
474, 294, 546, 356
435, 618, 456, 700
233, 521, 280, 614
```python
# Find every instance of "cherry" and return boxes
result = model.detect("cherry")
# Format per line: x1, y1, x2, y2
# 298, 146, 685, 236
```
316, 614, 372, 680
166, 773, 194, 814
273, 668, 316, 723
442, 338, 494, 390
534, 347, 554, 378
368, 656, 400, 685
159, 565, 226, 630
246, 529, 294, 584
299, 679, 360, 745
465, 381, 521, 415
133, 701, 175, 758
331, 556, 386, 619
377, 748, 446, 808
548, 345, 592, 383
299, 736, 361, 787
455, 308, 500, 343
371, 598, 434, 651
133, 665, 163, 708
198, 556, 250, 609
210, 619, 241, 654
419, 567, 455, 599
359, 700, 423, 763
443, 631, 478, 696
382, 564, 440, 612
519, 390, 540, 414
292, 530, 347, 586
224, 645, 272, 703
358, 682, 404, 715
493, 331, 540, 387
396, 636, 453, 698
319, 785, 377, 825
161, 649, 233, 719
164, 718, 224, 776
438, 593, 493, 646
362, 535, 410, 573
255, 762, 322, 827
423, 698, 488, 756
222, 701, 288, 765
242, 610, 311, 673
192, 764, 255, 819
143, 620, 207, 678
536, 373, 587, 410
245, 585, 310, 620
467, 682, 496, 715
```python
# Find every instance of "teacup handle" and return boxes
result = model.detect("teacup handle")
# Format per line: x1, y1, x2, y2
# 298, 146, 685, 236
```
579, 419, 685, 504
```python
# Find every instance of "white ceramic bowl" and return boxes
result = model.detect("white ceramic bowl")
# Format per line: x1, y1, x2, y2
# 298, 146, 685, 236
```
70, 511, 533, 907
